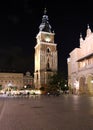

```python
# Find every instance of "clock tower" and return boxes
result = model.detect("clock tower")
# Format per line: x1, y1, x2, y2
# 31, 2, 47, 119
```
34, 9, 58, 89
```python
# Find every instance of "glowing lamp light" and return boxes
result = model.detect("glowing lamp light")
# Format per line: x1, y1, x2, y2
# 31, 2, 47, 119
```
24, 85, 27, 88
45, 37, 51, 42
91, 79, 93, 84
74, 80, 79, 89
8, 83, 12, 87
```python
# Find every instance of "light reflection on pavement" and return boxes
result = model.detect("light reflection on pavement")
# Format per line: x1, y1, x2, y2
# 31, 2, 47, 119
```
0, 94, 93, 130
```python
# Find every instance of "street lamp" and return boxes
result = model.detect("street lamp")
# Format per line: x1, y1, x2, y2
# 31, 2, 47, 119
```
65, 84, 67, 87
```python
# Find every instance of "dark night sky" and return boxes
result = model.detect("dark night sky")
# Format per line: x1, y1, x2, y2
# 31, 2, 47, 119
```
0, 0, 93, 76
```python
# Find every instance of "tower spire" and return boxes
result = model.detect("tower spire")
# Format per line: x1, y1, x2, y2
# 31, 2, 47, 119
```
39, 8, 52, 32
80, 33, 83, 43
44, 8, 47, 15
86, 24, 91, 37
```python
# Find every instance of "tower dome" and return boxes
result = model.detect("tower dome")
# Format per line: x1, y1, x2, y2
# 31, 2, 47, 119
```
26, 71, 31, 76
39, 8, 52, 32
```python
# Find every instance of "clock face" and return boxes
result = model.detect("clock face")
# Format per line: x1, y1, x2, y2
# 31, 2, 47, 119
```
45, 34, 51, 42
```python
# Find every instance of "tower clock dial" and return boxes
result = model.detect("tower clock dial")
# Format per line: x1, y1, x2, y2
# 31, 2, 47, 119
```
45, 34, 51, 42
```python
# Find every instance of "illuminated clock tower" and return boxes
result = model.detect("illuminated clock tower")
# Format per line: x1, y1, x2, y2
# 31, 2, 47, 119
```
34, 9, 58, 89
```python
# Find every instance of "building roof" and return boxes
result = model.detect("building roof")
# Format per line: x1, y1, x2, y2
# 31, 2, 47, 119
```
39, 8, 52, 33
77, 52, 93, 62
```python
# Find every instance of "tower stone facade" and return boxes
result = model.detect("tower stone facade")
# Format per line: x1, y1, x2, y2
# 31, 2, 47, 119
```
34, 9, 58, 89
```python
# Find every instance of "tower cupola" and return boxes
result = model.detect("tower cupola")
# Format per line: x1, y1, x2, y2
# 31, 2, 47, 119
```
39, 8, 52, 32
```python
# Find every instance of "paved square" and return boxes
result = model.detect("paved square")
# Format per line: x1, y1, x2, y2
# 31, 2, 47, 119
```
0, 95, 93, 130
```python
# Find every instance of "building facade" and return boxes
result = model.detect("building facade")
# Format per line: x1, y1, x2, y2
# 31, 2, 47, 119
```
23, 71, 34, 88
67, 25, 93, 95
34, 9, 58, 89
0, 72, 23, 90
0, 71, 34, 90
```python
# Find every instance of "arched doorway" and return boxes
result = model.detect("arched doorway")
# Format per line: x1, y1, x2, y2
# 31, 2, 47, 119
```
79, 76, 86, 94
87, 75, 93, 95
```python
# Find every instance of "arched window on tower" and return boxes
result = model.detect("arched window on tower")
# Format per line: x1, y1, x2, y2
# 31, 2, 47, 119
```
46, 47, 51, 56
47, 58, 50, 68
46, 58, 51, 71
46, 48, 50, 53
46, 48, 51, 71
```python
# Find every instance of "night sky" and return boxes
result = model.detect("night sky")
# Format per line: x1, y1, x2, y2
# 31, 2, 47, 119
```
0, 0, 93, 76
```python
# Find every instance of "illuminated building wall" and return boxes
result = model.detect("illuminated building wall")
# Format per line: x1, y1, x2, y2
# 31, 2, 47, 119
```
34, 9, 58, 89
0, 71, 34, 90
67, 25, 93, 95
23, 71, 34, 88
0, 73, 23, 89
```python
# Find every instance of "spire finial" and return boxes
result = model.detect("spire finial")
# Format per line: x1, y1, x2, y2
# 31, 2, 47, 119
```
87, 24, 90, 29
44, 8, 47, 14
80, 33, 82, 38
86, 24, 91, 37
80, 33, 83, 43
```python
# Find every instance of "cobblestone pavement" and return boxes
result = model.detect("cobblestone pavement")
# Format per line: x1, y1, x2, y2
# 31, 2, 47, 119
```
0, 94, 93, 130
